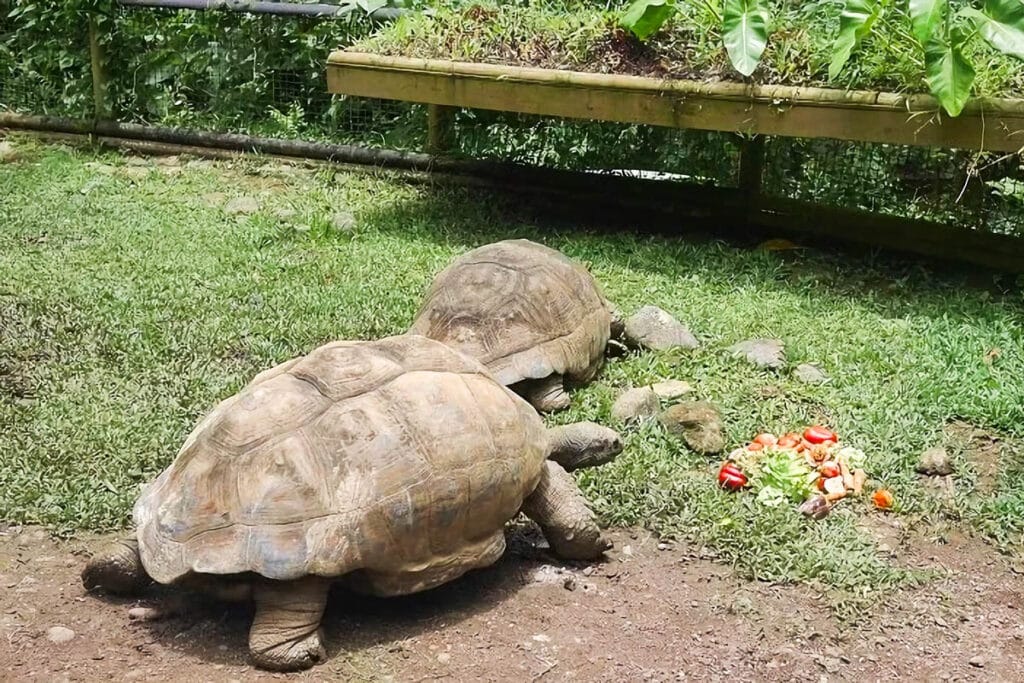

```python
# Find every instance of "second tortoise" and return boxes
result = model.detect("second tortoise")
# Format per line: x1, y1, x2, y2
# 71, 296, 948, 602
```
410, 239, 621, 411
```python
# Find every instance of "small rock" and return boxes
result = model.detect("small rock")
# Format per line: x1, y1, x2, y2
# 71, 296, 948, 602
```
563, 577, 577, 591
582, 566, 594, 577
0, 140, 18, 162
969, 656, 985, 668
611, 387, 660, 424
658, 401, 726, 455
650, 380, 693, 399
793, 363, 829, 384
225, 196, 260, 215
272, 207, 298, 222
622, 545, 633, 557
728, 339, 786, 370
202, 192, 227, 207
128, 607, 162, 622
815, 655, 842, 674
84, 161, 115, 176
331, 210, 357, 232
79, 177, 104, 195
46, 626, 75, 644
121, 166, 150, 182
916, 447, 954, 477
657, 542, 670, 551
436, 652, 450, 664
531, 634, 551, 643
623, 306, 699, 351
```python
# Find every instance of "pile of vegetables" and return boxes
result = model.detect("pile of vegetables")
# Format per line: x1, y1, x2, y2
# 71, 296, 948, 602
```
716, 426, 894, 518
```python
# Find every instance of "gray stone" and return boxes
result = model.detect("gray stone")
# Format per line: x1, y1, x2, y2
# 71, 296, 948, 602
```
46, 626, 75, 644
225, 196, 260, 215
623, 306, 698, 351
658, 401, 726, 454
331, 210, 357, 232
729, 338, 786, 370
969, 656, 985, 668
611, 387, 660, 424
84, 161, 115, 176
650, 379, 692, 399
916, 447, 954, 477
121, 166, 150, 182
0, 140, 17, 163
273, 207, 298, 222
202, 192, 227, 208
793, 363, 829, 384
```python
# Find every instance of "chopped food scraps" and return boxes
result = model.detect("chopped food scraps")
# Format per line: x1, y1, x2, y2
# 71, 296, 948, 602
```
716, 425, 892, 518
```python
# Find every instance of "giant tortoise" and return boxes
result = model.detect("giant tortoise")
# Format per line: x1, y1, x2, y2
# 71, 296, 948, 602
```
410, 239, 622, 412
82, 334, 622, 672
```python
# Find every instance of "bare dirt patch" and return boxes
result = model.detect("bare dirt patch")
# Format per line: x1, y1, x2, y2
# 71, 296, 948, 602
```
944, 419, 1016, 495
2, 524, 1023, 682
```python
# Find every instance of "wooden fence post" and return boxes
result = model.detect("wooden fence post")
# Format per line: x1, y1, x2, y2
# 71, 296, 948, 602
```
87, 13, 109, 120
426, 104, 456, 154
738, 135, 766, 197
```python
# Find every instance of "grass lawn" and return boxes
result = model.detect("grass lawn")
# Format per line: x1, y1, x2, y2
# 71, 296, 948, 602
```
356, 1, 1024, 98
1, 137, 1023, 619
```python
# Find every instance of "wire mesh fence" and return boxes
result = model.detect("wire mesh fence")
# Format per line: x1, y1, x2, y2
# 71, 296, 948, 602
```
1, 1, 1022, 240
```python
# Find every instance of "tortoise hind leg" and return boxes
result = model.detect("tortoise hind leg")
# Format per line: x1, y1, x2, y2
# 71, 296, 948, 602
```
517, 375, 570, 412
249, 577, 330, 672
521, 461, 611, 560
81, 537, 152, 595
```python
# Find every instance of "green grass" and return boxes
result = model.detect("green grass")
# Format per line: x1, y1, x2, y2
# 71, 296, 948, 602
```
2, 138, 1023, 619
355, 0, 1024, 99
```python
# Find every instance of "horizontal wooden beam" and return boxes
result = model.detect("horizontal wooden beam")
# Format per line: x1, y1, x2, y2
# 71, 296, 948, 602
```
327, 52, 1024, 153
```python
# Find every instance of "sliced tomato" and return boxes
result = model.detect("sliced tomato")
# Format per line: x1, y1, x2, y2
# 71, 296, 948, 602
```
746, 442, 764, 452
804, 426, 837, 444
819, 461, 841, 479
777, 435, 799, 448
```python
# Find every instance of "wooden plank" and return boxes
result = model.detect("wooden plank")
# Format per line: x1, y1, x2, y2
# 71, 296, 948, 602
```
327, 52, 1024, 153
754, 196, 1024, 272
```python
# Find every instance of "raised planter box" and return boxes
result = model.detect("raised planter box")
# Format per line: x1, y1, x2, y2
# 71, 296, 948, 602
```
327, 52, 1024, 153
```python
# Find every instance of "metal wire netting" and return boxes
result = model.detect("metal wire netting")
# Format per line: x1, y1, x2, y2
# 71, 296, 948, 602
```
0, 1, 94, 117
763, 138, 1024, 236
1, 3, 1023, 238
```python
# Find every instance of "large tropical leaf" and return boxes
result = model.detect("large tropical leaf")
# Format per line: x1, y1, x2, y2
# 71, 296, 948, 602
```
963, 0, 1024, 60
923, 31, 976, 117
908, 0, 945, 45
829, 0, 884, 80
621, 0, 677, 41
722, 0, 769, 77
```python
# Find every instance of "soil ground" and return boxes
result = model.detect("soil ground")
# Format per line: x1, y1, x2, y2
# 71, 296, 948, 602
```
2, 524, 1022, 682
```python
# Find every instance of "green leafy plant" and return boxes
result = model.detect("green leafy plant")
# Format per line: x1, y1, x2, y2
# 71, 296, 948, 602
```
721, 0, 770, 76
834, 0, 1024, 116
829, 0, 886, 80
620, 0, 676, 41
619, 0, 1024, 116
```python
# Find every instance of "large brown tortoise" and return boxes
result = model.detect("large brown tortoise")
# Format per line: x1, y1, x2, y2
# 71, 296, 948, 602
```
82, 334, 622, 672
410, 239, 622, 412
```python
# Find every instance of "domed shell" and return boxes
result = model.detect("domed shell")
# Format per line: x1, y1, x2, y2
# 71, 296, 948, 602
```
134, 334, 548, 585
410, 239, 612, 387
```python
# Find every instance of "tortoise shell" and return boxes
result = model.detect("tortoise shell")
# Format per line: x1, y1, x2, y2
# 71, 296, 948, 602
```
410, 239, 612, 387
134, 334, 548, 586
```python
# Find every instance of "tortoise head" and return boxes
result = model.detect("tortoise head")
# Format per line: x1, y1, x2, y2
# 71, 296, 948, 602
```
547, 422, 623, 472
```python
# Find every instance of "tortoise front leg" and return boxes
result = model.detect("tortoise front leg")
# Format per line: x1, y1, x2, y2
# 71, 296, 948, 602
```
518, 374, 570, 412
521, 461, 611, 560
249, 577, 330, 672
